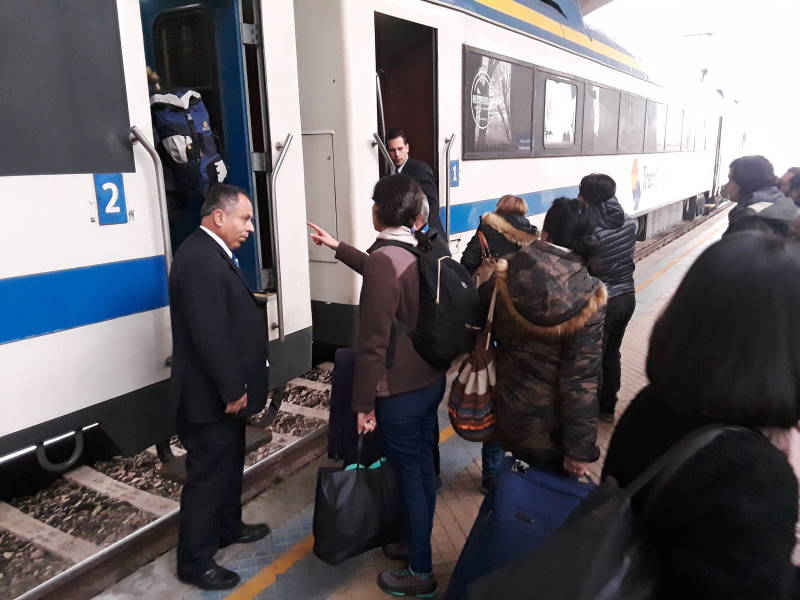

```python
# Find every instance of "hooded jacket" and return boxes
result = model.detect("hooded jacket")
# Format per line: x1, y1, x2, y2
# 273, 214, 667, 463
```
585, 197, 636, 298
460, 212, 538, 274
483, 241, 606, 465
725, 186, 800, 237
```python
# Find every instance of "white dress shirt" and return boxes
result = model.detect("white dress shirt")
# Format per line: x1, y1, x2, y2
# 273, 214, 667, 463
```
200, 226, 232, 259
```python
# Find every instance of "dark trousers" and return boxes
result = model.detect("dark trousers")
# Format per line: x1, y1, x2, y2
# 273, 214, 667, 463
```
599, 292, 636, 414
376, 378, 445, 574
177, 417, 246, 574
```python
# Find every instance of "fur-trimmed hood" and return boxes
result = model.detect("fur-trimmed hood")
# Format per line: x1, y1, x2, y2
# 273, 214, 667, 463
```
494, 240, 607, 339
481, 212, 538, 247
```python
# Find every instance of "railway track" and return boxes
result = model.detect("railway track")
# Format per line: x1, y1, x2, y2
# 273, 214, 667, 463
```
1, 205, 731, 600
2, 364, 334, 600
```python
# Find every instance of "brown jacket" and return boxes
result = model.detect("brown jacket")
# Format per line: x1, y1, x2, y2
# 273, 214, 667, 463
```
483, 241, 606, 464
336, 241, 442, 413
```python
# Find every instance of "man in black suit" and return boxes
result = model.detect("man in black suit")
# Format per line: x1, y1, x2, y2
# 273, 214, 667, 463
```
170, 184, 270, 590
386, 128, 444, 235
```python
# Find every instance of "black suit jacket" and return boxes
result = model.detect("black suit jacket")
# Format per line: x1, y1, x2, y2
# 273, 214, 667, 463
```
169, 229, 269, 423
400, 156, 444, 235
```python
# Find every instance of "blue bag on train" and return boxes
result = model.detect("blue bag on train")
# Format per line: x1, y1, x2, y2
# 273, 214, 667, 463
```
444, 456, 595, 600
150, 88, 227, 198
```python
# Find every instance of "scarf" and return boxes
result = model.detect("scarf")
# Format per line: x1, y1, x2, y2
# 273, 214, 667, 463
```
376, 226, 418, 247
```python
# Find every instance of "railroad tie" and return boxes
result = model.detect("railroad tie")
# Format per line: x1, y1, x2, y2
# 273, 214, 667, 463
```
64, 466, 179, 517
0, 501, 101, 564
279, 403, 329, 422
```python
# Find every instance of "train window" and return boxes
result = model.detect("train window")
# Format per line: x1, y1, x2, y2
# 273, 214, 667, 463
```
1, 0, 133, 175
462, 47, 534, 160
617, 94, 646, 154
644, 101, 666, 153
665, 106, 683, 151
582, 84, 620, 155
682, 111, 696, 151
544, 79, 578, 148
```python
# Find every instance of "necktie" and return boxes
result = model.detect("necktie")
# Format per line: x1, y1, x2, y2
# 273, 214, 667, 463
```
232, 255, 240, 268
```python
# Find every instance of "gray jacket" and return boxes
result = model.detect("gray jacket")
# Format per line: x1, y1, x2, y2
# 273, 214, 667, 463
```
726, 187, 800, 237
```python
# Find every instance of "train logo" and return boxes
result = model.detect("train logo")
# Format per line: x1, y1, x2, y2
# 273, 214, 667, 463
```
631, 158, 642, 211
471, 67, 492, 130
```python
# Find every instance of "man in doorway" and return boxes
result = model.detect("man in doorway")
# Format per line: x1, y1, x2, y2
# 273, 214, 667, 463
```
386, 128, 444, 235
170, 184, 270, 590
779, 167, 800, 206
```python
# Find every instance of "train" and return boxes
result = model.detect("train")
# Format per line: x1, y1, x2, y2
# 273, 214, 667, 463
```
0, 0, 742, 470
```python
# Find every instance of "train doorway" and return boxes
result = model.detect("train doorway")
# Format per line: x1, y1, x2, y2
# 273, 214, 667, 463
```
374, 13, 438, 182
138, 0, 274, 292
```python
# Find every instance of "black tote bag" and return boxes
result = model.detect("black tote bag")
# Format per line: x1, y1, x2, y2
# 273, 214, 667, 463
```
313, 435, 406, 565
468, 425, 747, 600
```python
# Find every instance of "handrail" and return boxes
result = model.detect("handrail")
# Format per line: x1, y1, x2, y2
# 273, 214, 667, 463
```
375, 71, 389, 175
372, 133, 396, 174
444, 133, 456, 239
269, 133, 293, 341
129, 126, 172, 268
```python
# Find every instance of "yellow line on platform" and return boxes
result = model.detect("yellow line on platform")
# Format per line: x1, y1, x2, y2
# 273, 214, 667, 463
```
227, 425, 457, 599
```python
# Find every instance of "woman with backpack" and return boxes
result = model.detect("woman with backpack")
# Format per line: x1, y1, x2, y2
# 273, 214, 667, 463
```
308, 174, 446, 598
459, 194, 539, 492
603, 232, 799, 599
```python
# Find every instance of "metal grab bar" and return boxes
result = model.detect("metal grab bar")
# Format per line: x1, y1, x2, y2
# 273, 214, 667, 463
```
375, 71, 389, 176
443, 133, 456, 239
129, 126, 172, 268
372, 133, 396, 174
270, 133, 293, 341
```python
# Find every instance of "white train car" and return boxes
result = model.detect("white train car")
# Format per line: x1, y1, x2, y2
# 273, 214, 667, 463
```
0, 0, 312, 469
295, 0, 727, 347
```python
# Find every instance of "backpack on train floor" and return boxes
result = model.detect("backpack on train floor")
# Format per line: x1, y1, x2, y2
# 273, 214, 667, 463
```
150, 88, 227, 201
373, 237, 483, 370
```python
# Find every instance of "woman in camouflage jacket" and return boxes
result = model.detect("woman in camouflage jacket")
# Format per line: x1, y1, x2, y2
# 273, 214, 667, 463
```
483, 240, 606, 477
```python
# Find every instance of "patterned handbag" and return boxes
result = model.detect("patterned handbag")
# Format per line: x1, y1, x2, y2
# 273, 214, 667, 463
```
472, 230, 497, 288
447, 285, 497, 442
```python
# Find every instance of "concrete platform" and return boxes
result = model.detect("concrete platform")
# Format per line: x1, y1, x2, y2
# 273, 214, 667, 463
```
95, 211, 728, 600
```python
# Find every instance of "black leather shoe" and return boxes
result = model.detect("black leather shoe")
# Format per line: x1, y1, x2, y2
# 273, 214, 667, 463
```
178, 562, 240, 590
219, 522, 271, 548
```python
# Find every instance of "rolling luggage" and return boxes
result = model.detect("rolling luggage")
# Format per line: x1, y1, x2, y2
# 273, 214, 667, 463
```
444, 456, 594, 599
327, 347, 380, 466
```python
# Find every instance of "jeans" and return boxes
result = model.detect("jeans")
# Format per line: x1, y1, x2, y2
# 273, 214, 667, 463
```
599, 292, 636, 414
481, 441, 504, 482
376, 377, 445, 574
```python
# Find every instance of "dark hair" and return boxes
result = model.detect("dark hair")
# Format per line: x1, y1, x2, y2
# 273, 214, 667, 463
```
385, 128, 408, 145
647, 232, 800, 427
729, 155, 776, 196
201, 184, 247, 217
542, 197, 598, 258
372, 175, 430, 248
787, 167, 800, 192
579, 173, 616, 205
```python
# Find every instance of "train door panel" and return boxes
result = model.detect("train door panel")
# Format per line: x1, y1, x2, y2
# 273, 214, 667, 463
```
139, 0, 268, 291
374, 13, 438, 183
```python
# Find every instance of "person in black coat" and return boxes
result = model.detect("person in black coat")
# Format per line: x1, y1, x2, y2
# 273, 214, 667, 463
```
170, 184, 270, 590
460, 194, 538, 490
578, 174, 637, 422
460, 194, 538, 275
386, 129, 444, 235
604, 232, 800, 600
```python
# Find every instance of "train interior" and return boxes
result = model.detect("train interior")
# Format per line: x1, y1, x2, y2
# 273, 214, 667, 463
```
374, 13, 439, 185
138, 0, 273, 292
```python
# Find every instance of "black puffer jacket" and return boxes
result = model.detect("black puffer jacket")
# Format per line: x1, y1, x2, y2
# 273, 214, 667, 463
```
725, 186, 800, 237
460, 212, 538, 274
585, 197, 636, 298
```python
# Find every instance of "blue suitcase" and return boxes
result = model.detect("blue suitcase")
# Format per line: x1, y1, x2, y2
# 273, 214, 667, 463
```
444, 456, 595, 600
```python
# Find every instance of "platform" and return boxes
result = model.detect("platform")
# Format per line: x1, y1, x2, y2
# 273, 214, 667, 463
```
95, 211, 729, 600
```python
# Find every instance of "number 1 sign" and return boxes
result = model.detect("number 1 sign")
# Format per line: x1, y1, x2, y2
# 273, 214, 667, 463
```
93, 173, 128, 226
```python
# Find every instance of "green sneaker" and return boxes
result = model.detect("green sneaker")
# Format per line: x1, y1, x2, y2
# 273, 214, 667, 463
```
377, 567, 438, 598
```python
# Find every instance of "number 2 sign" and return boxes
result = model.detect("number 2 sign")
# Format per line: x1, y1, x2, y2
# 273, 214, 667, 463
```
93, 173, 128, 225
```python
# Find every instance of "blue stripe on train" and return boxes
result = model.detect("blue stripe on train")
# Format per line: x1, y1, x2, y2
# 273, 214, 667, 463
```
0, 256, 169, 344
441, 185, 580, 235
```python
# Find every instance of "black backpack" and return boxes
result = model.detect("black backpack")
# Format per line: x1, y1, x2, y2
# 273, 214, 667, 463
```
374, 238, 482, 370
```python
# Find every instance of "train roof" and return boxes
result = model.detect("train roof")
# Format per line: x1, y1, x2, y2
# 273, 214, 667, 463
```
432, 0, 650, 81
